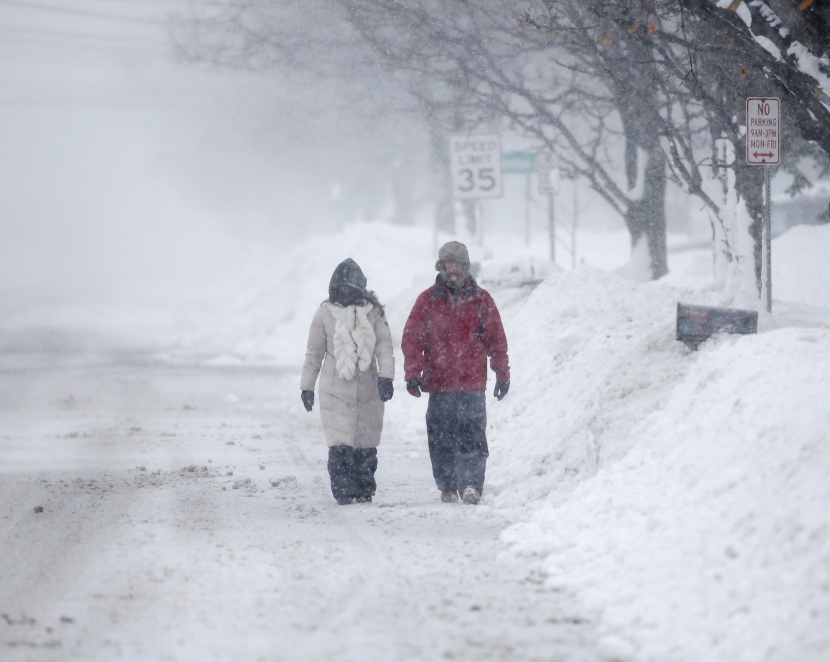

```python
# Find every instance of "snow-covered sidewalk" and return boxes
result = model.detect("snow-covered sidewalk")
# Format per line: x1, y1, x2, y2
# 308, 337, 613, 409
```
0, 358, 599, 661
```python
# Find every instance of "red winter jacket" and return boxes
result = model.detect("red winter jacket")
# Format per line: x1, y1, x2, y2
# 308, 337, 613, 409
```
402, 275, 510, 393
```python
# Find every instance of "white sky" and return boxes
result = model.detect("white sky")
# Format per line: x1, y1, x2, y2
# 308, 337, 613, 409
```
0, 1, 338, 310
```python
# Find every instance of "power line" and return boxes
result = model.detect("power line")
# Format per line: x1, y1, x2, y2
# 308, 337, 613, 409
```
0, 93, 176, 109
0, 23, 169, 48
0, 30, 174, 63
0, 35, 175, 67
0, 0, 169, 25
46, 0, 227, 5
0, 45, 174, 65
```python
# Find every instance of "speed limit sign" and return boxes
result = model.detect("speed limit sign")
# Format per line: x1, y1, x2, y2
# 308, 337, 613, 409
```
449, 134, 503, 199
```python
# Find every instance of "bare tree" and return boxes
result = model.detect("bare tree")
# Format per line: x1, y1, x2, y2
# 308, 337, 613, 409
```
341, 0, 677, 277
174, 0, 830, 288
522, 0, 830, 292
170, 1, 433, 227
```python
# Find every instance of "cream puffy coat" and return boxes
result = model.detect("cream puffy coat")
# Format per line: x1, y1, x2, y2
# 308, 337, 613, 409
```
301, 303, 395, 448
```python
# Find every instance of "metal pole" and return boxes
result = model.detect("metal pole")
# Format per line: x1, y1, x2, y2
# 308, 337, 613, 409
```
548, 193, 555, 263
525, 174, 531, 247
572, 185, 578, 269
478, 200, 485, 246
764, 166, 772, 312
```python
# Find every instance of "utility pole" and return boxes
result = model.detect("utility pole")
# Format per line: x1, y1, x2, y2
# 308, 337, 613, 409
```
538, 151, 557, 264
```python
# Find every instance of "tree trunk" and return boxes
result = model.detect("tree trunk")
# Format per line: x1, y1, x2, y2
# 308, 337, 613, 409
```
428, 124, 455, 235
733, 59, 770, 299
733, 162, 764, 297
390, 156, 416, 225
624, 138, 668, 280
462, 200, 477, 236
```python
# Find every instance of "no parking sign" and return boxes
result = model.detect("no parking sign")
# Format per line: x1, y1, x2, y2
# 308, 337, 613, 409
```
746, 97, 780, 165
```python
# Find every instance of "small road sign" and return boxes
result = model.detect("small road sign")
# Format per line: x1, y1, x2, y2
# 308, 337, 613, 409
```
746, 97, 780, 165
450, 134, 503, 199
502, 151, 537, 174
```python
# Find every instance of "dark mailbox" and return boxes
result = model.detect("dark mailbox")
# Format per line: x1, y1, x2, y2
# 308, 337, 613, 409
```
676, 302, 758, 350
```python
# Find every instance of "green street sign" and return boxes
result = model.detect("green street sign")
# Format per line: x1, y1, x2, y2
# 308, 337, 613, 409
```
502, 151, 537, 174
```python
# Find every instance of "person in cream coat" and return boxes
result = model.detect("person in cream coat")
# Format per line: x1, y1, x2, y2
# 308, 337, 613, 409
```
301, 258, 395, 505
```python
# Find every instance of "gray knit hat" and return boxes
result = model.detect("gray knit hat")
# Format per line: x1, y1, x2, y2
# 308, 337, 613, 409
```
434, 241, 470, 271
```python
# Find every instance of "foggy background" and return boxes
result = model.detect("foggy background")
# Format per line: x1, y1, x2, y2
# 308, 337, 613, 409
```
0, 1, 401, 316
0, 1, 729, 341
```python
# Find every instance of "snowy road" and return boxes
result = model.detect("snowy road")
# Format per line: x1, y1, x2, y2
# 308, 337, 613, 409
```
1, 353, 598, 661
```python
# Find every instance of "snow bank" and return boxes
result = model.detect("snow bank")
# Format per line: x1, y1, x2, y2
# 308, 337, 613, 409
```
500, 326, 830, 660
486, 268, 690, 506
491, 224, 830, 661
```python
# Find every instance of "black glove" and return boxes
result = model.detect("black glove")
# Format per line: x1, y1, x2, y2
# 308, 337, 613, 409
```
301, 390, 314, 412
494, 380, 510, 401
378, 377, 394, 402
406, 378, 422, 398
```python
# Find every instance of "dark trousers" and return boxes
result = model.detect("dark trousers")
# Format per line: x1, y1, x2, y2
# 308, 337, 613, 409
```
426, 392, 488, 494
327, 446, 378, 501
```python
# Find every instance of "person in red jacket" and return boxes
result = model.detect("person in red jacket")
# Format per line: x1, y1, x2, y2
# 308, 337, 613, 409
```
401, 241, 510, 505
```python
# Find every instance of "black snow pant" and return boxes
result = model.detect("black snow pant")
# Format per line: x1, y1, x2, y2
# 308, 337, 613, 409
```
327, 445, 378, 502
425, 392, 488, 495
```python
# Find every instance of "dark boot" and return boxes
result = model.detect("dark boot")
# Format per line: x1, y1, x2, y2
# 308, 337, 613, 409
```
328, 445, 356, 504
353, 447, 378, 502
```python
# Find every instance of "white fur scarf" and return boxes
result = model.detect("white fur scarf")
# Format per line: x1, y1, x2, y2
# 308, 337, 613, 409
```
325, 302, 376, 381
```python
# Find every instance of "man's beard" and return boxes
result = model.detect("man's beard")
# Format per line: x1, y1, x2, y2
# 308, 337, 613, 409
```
441, 269, 468, 289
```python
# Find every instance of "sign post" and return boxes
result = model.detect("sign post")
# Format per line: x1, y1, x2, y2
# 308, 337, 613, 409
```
746, 97, 780, 313
538, 151, 558, 263
502, 151, 537, 248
